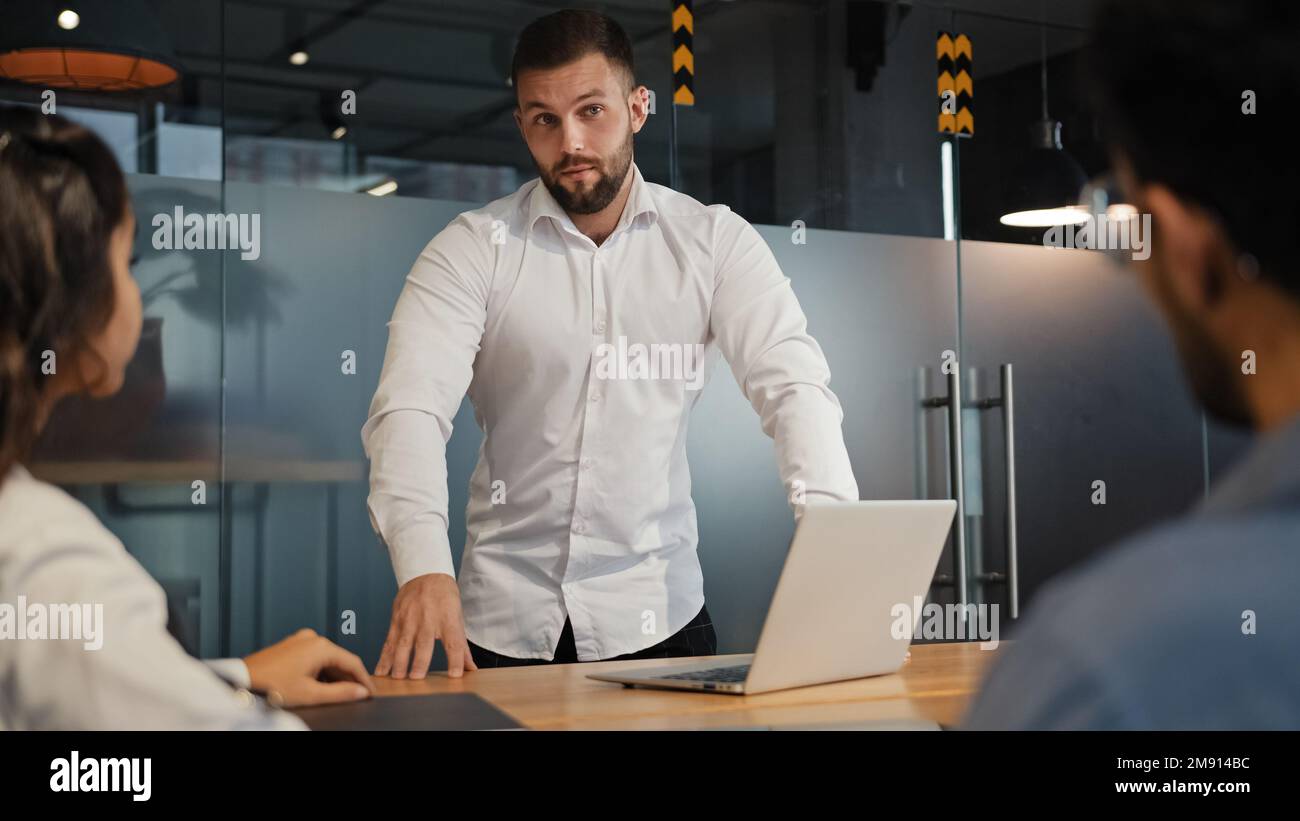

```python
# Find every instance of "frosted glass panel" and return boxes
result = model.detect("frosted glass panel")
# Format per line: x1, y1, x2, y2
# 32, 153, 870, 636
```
957, 240, 1207, 614
689, 228, 960, 651
220, 182, 483, 661
30, 174, 224, 657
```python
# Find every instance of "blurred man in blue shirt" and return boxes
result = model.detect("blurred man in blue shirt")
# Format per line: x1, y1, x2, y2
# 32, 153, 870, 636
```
964, 0, 1300, 729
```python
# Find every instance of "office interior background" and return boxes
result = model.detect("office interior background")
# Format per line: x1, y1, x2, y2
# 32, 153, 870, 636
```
3, 0, 1251, 666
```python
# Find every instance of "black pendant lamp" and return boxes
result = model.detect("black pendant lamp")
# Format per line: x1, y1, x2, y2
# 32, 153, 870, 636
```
1000, 24, 1087, 228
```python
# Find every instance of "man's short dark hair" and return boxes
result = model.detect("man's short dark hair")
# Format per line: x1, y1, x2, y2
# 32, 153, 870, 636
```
1084, 0, 1296, 297
511, 9, 636, 97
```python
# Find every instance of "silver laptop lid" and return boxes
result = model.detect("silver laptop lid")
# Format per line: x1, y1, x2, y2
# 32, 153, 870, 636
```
743, 499, 956, 694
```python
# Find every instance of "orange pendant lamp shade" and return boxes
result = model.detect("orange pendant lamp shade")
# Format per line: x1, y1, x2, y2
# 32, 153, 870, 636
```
0, 3, 180, 91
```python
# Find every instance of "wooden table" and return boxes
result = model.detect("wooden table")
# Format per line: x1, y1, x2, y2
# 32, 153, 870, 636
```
373, 641, 1000, 730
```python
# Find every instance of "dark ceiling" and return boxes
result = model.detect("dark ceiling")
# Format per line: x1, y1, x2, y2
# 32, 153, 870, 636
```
146, 0, 1094, 169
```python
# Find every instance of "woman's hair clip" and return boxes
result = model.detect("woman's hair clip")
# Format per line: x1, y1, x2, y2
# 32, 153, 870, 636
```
0, 130, 11, 152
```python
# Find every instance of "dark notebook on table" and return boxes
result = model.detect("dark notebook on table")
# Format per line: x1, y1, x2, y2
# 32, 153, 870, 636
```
291, 693, 523, 731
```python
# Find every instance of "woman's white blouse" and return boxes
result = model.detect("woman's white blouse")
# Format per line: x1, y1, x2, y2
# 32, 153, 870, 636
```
0, 464, 303, 730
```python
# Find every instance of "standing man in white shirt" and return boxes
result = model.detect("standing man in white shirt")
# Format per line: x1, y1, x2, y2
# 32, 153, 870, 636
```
363, 9, 858, 678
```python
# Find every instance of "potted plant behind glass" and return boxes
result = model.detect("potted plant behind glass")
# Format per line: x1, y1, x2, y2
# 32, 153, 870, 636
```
31, 187, 290, 463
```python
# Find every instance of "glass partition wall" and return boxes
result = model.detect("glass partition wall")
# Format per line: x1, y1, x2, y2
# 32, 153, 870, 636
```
10, 0, 1239, 664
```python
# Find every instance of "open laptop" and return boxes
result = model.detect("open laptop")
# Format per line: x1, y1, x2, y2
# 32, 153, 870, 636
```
586, 499, 957, 695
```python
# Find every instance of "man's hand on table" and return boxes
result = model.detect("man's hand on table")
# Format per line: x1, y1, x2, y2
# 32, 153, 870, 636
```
375, 572, 480, 680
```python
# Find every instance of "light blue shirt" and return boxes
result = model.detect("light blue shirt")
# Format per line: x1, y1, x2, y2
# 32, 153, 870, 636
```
963, 412, 1300, 729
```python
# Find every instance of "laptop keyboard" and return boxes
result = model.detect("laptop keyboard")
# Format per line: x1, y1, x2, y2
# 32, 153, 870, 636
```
659, 663, 751, 683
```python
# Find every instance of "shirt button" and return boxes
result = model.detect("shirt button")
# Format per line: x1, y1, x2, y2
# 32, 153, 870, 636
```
590, 393, 601, 403
595, 319, 607, 333
573, 522, 586, 534
580, 458, 592, 470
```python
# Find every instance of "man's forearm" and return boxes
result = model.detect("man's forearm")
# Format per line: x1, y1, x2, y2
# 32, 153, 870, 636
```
362, 407, 457, 586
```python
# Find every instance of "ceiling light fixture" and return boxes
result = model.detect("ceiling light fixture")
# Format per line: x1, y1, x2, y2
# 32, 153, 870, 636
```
0, 1, 180, 91
999, 23, 1087, 228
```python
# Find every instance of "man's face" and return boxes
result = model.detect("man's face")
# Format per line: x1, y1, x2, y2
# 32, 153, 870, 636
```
513, 52, 648, 214
1115, 157, 1255, 428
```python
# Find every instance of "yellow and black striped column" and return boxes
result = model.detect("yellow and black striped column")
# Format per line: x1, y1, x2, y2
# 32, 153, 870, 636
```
672, 1, 694, 106
937, 32, 973, 135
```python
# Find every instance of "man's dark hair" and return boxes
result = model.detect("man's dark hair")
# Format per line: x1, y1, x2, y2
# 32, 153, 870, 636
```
1084, 0, 1295, 297
511, 9, 636, 97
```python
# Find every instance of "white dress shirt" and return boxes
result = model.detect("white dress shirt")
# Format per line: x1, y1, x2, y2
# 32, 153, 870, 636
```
362, 162, 858, 661
0, 464, 304, 730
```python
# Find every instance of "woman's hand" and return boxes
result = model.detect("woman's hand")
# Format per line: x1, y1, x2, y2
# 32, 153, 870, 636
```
244, 628, 376, 707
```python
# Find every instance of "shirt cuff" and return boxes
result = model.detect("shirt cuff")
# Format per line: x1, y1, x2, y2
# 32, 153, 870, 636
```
386, 522, 457, 587
203, 658, 252, 689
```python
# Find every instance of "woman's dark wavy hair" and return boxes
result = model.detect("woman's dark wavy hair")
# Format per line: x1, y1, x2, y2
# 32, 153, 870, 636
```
0, 105, 129, 481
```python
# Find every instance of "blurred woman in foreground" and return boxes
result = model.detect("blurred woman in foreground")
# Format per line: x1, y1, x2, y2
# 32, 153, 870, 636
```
0, 105, 373, 730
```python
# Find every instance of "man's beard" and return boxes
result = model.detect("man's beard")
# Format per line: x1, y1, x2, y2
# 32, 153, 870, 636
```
537, 131, 633, 215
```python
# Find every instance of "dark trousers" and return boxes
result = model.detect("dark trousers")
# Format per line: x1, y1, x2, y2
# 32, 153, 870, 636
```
468, 603, 717, 668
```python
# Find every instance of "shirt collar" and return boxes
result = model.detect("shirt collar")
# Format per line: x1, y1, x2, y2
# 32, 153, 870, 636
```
1197, 410, 1300, 517
527, 161, 658, 240
2, 462, 32, 491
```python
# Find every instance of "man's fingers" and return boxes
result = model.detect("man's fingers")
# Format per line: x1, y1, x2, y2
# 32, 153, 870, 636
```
444, 623, 475, 676
408, 627, 437, 680
389, 624, 416, 679
374, 627, 397, 676
445, 642, 467, 677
